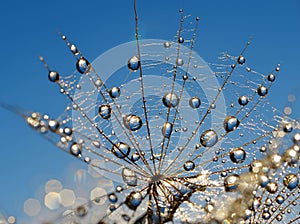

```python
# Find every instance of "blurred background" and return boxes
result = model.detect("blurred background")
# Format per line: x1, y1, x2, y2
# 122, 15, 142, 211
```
0, 0, 299, 222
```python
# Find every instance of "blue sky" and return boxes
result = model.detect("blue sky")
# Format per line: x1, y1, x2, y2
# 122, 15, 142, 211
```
0, 0, 299, 220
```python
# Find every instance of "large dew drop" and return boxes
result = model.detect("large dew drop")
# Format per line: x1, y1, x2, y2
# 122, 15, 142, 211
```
162, 93, 179, 108
238, 96, 248, 106
98, 104, 111, 119
70, 143, 82, 157
125, 191, 142, 210
223, 116, 240, 132
112, 142, 131, 158
229, 147, 246, 163
162, 122, 173, 138
123, 115, 142, 131
48, 71, 60, 82
200, 130, 218, 147
76, 57, 91, 74
224, 174, 240, 192
109, 87, 121, 98
257, 86, 268, 97
283, 174, 299, 190
189, 97, 201, 108
184, 161, 195, 171
128, 56, 140, 71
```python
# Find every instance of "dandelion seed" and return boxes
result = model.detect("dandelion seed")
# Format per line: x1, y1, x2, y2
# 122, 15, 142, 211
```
1, 1, 300, 224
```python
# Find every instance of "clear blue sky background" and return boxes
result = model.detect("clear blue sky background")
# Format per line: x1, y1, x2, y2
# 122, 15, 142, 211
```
0, 0, 299, 220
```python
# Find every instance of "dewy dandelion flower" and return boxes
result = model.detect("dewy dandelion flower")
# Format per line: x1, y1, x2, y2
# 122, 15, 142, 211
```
0, 1, 300, 223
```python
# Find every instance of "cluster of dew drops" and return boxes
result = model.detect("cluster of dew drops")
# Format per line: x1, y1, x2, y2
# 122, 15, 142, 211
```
2, 6, 300, 224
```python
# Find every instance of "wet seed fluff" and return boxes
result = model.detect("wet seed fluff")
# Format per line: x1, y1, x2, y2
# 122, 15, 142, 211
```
1, 1, 300, 224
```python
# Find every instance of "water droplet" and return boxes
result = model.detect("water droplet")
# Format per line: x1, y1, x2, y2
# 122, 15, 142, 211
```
69, 43, 79, 55
122, 168, 137, 186
283, 174, 299, 190
223, 116, 240, 132
200, 130, 218, 147
238, 96, 248, 106
64, 127, 72, 136
257, 86, 268, 97
275, 195, 284, 204
128, 56, 140, 71
162, 122, 173, 138
108, 193, 118, 203
162, 93, 179, 107
189, 97, 201, 108
70, 143, 81, 157
48, 71, 60, 82
123, 115, 142, 131
229, 147, 246, 163
116, 185, 123, 192
268, 73, 276, 82
126, 191, 142, 210
178, 36, 184, 43
184, 161, 195, 171
48, 120, 59, 132
237, 55, 246, 65
112, 142, 131, 158
283, 122, 293, 133
98, 104, 111, 119
266, 182, 278, 194
176, 58, 184, 66
262, 212, 271, 220
224, 174, 240, 192
109, 87, 121, 98
163, 41, 171, 48
76, 57, 91, 74
131, 152, 140, 162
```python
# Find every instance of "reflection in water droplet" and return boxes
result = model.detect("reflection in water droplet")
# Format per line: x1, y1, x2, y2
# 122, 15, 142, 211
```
98, 104, 111, 119
48, 71, 60, 82
237, 56, 246, 65
164, 41, 171, 48
178, 36, 184, 43
223, 116, 240, 132
131, 152, 140, 162
189, 97, 201, 108
162, 122, 173, 138
257, 86, 268, 97
108, 193, 118, 203
238, 96, 248, 106
266, 182, 278, 194
184, 161, 195, 171
112, 142, 131, 158
267, 73, 276, 82
109, 87, 121, 98
48, 120, 59, 132
200, 130, 218, 147
229, 147, 246, 163
126, 191, 142, 210
162, 93, 179, 107
224, 174, 240, 192
70, 143, 81, 157
76, 57, 91, 74
123, 115, 142, 131
128, 56, 140, 71
275, 195, 284, 204
283, 174, 299, 190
